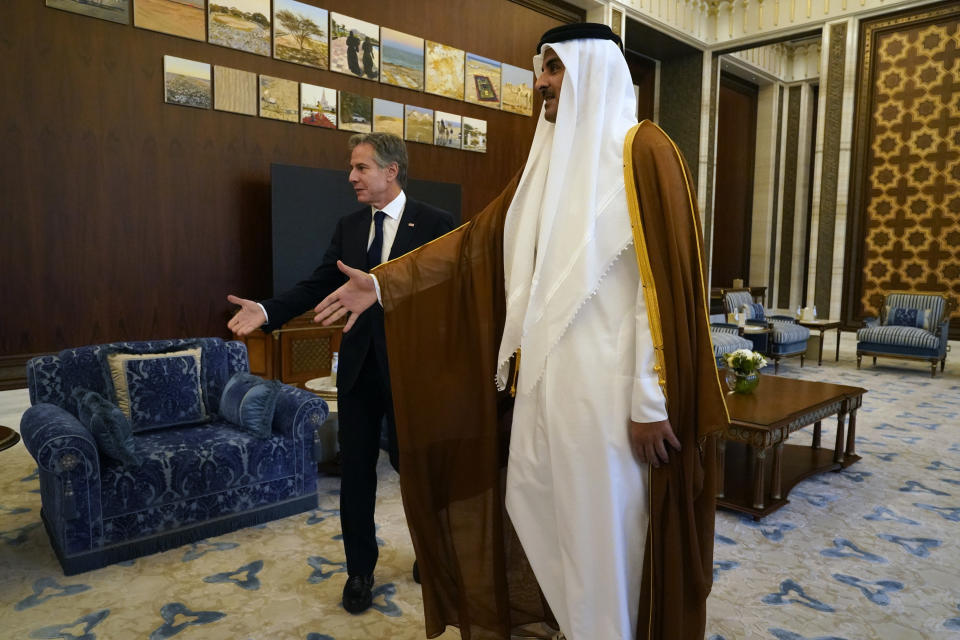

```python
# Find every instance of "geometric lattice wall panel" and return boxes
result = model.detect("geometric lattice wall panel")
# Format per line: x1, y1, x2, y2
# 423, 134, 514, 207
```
850, 3, 960, 324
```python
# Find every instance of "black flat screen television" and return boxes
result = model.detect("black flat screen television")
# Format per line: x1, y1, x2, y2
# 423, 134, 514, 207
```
270, 163, 461, 296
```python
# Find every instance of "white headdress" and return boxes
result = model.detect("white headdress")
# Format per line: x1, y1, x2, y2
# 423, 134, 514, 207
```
496, 37, 639, 393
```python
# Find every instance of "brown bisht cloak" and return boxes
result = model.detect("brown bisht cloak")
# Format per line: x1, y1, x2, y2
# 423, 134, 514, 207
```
372, 120, 728, 640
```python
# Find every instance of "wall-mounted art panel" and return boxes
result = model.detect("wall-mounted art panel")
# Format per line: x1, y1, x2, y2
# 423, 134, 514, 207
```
462, 116, 487, 153
46, 0, 129, 24
847, 2, 960, 329
434, 111, 462, 149
209, 0, 271, 57
404, 105, 434, 144
259, 74, 299, 122
214, 65, 257, 116
135, 0, 204, 41
330, 13, 379, 81
163, 55, 211, 109
273, 0, 328, 70
373, 98, 404, 137
338, 90, 372, 132
301, 83, 337, 128
501, 62, 533, 116
425, 41, 464, 100
464, 52, 501, 109
380, 28, 424, 91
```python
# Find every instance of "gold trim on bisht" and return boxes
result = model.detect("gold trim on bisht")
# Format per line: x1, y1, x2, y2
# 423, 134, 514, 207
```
622, 122, 667, 398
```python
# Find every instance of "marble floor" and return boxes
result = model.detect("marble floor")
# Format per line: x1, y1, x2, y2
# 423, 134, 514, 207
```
1, 333, 959, 639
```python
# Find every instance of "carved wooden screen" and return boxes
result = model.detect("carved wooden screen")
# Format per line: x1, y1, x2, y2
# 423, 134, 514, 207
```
847, 3, 960, 332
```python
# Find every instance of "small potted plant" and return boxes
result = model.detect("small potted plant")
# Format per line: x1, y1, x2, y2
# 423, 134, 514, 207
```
722, 348, 768, 394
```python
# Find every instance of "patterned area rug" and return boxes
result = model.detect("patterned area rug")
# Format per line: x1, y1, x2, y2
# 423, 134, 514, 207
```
1, 335, 958, 640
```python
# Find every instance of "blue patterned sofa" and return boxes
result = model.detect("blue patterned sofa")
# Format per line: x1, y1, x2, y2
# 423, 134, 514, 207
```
710, 322, 753, 367
856, 292, 954, 377
21, 338, 327, 575
723, 289, 810, 373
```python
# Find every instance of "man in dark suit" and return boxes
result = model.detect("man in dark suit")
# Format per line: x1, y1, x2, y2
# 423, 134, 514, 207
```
227, 132, 455, 614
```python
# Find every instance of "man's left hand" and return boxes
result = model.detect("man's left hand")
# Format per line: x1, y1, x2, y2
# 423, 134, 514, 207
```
628, 419, 681, 468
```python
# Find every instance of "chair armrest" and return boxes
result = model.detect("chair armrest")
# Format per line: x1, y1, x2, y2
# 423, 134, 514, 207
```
272, 385, 329, 441
937, 319, 950, 354
769, 314, 797, 323
20, 403, 100, 477
711, 322, 739, 334
862, 316, 879, 328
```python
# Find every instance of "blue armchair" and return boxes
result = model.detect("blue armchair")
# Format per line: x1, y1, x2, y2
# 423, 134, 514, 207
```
710, 322, 753, 367
21, 338, 327, 575
722, 289, 810, 373
856, 292, 954, 377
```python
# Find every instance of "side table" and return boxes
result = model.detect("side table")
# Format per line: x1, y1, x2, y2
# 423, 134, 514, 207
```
304, 376, 340, 475
739, 325, 771, 355
797, 320, 842, 366
0, 425, 21, 452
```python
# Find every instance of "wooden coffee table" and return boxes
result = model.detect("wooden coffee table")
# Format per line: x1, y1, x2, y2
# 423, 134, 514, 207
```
717, 375, 865, 519
0, 425, 21, 452
798, 319, 842, 365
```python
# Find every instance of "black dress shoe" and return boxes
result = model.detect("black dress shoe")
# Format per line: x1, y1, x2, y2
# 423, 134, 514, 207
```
413, 560, 420, 584
342, 574, 374, 614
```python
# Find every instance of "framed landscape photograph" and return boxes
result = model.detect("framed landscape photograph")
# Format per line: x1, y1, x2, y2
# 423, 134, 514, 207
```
46, 0, 130, 24
373, 99, 404, 137
329, 13, 379, 81
500, 62, 534, 117
461, 116, 487, 153
380, 28, 423, 91
424, 41, 464, 100
301, 83, 337, 128
404, 105, 434, 145
464, 53, 501, 109
214, 66, 257, 116
273, 0, 328, 70
259, 75, 299, 123
163, 55, 211, 109
209, 0, 271, 57
135, 0, 205, 41
338, 91, 372, 133
434, 111, 462, 150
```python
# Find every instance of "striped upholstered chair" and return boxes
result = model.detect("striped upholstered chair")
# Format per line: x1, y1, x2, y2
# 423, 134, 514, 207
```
722, 289, 810, 373
710, 322, 753, 368
856, 292, 954, 377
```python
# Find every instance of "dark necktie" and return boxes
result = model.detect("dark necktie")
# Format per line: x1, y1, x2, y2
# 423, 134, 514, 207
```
366, 210, 386, 269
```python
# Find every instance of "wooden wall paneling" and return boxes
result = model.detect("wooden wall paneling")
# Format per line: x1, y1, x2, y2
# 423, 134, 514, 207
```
625, 51, 657, 123
843, 1, 960, 337
711, 73, 759, 289
2, 1, 572, 383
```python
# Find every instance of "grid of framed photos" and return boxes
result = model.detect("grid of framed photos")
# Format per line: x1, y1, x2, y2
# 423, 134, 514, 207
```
164, 54, 488, 152
48, 0, 535, 120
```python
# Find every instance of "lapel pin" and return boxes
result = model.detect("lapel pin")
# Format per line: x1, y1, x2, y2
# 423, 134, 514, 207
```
408, 222, 415, 227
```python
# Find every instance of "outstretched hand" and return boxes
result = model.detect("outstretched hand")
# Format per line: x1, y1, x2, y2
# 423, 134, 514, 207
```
314, 260, 378, 332
227, 294, 267, 337
628, 419, 681, 468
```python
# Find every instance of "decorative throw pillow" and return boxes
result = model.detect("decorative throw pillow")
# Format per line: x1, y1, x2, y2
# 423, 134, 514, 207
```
886, 307, 926, 329
71, 388, 142, 466
219, 372, 281, 439
105, 347, 209, 432
748, 302, 766, 321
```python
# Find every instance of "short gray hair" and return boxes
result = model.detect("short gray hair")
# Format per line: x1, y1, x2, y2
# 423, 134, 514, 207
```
348, 132, 408, 188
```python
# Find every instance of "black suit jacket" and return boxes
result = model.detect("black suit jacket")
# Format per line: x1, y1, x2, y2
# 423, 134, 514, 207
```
261, 198, 455, 393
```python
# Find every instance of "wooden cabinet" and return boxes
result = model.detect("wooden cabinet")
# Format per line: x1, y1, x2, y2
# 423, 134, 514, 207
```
237, 312, 343, 388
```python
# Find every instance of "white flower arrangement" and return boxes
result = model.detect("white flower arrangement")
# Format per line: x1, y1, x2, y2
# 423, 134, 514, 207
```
723, 349, 768, 375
